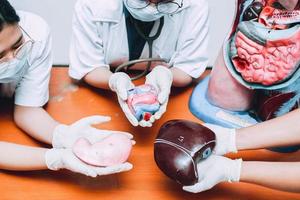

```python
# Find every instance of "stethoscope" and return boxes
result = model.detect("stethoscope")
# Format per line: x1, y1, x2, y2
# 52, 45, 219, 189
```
115, 15, 168, 80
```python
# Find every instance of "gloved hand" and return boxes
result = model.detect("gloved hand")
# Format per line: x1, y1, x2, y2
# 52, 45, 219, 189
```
143, 65, 173, 127
52, 115, 135, 148
45, 148, 133, 177
203, 123, 237, 155
109, 72, 139, 126
183, 155, 242, 193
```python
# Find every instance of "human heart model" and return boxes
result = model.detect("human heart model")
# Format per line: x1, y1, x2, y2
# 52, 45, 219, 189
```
72, 134, 132, 167
127, 84, 160, 121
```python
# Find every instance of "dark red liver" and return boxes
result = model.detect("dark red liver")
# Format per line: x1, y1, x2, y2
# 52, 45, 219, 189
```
154, 120, 216, 186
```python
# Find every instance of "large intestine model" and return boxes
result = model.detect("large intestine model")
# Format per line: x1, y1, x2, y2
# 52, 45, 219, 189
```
207, 0, 300, 120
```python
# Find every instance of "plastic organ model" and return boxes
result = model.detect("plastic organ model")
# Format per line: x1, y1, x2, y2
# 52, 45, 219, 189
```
207, 0, 300, 111
127, 84, 160, 121
73, 134, 132, 167
154, 120, 216, 185
231, 22, 300, 85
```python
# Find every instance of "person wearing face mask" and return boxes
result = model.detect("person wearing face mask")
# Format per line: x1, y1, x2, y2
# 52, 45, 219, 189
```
0, 0, 134, 177
69, 0, 209, 127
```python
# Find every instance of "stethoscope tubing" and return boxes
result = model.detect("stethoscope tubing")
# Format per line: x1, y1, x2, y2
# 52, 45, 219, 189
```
115, 16, 166, 80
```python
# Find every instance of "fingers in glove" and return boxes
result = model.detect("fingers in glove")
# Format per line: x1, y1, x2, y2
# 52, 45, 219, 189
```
88, 129, 134, 139
116, 81, 134, 101
73, 115, 111, 129
157, 87, 171, 104
138, 120, 152, 127
116, 85, 129, 101
102, 130, 134, 139
182, 182, 207, 193
89, 129, 136, 145
83, 128, 135, 145
118, 98, 139, 126
149, 115, 155, 123
154, 101, 167, 120
69, 158, 98, 178
95, 162, 133, 176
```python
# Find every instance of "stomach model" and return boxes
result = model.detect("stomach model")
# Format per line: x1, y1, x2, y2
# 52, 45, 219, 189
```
127, 84, 160, 121
72, 134, 132, 167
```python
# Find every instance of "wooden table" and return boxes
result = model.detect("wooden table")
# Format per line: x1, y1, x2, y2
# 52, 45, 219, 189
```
1, 67, 300, 200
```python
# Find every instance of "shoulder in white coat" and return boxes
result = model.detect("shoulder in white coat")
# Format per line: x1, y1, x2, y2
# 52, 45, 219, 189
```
14, 11, 52, 107
75, 0, 123, 22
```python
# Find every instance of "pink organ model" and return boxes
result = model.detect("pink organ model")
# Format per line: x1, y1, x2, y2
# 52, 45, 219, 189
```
231, 22, 300, 85
72, 134, 132, 167
127, 84, 160, 121
207, 0, 300, 111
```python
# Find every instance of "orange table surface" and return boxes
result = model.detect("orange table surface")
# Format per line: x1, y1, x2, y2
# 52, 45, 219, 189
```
0, 67, 300, 200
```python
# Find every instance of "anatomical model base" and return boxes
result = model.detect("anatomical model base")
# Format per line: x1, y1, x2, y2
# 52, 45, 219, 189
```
189, 76, 258, 128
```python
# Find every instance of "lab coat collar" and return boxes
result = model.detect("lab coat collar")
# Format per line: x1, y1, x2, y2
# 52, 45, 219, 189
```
92, 0, 124, 23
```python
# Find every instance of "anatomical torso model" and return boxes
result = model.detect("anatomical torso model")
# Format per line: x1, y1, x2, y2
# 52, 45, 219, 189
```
208, 0, 300, 120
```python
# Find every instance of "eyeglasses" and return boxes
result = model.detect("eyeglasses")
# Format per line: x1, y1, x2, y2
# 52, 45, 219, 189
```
0, 26, 34, 64
126, 0, 183, 14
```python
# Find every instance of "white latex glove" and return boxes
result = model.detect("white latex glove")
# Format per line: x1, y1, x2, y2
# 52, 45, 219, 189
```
183, 155, 242, 193
52, 115, 134, 148
45, 148, 132, 177
143, 65, 173, 127
204, 123, 237, 155
109, 72, 139, 126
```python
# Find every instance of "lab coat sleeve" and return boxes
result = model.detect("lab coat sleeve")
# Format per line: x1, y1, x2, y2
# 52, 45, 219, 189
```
170, 0, 210, 79
14, 24, 52, 107
69, 0, 109, 80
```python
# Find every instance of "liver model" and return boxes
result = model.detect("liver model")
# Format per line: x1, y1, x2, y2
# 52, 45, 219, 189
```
154, 120, 216, 185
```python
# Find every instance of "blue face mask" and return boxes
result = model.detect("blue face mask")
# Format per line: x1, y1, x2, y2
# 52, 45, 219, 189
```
0, 55, 28, 83
124, 0, 166, 22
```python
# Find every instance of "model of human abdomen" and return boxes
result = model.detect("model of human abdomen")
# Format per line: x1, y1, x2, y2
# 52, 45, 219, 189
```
207, 50, 255, 111
72, 134, 132, 167
231, 22, 300, 86
127, 84, 160, 121
207, 0, 300, 111
154, 120, 216, 185
242, 1, 264, 21
259, 6, 300, 29
207, 0, 257, 111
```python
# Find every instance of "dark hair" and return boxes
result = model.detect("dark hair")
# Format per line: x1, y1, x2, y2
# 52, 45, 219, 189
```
0, 0, 20, 31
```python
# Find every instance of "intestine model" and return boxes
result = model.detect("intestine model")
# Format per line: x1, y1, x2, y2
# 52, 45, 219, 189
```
231, 21, 300, 85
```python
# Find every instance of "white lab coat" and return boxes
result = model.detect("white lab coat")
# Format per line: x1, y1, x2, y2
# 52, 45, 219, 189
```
69, 0, 209, 80
0, 11, 52, 107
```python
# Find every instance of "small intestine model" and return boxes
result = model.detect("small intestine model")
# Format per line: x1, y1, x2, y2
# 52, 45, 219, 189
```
207, 0, 300, 113
127, 84, 160, 121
